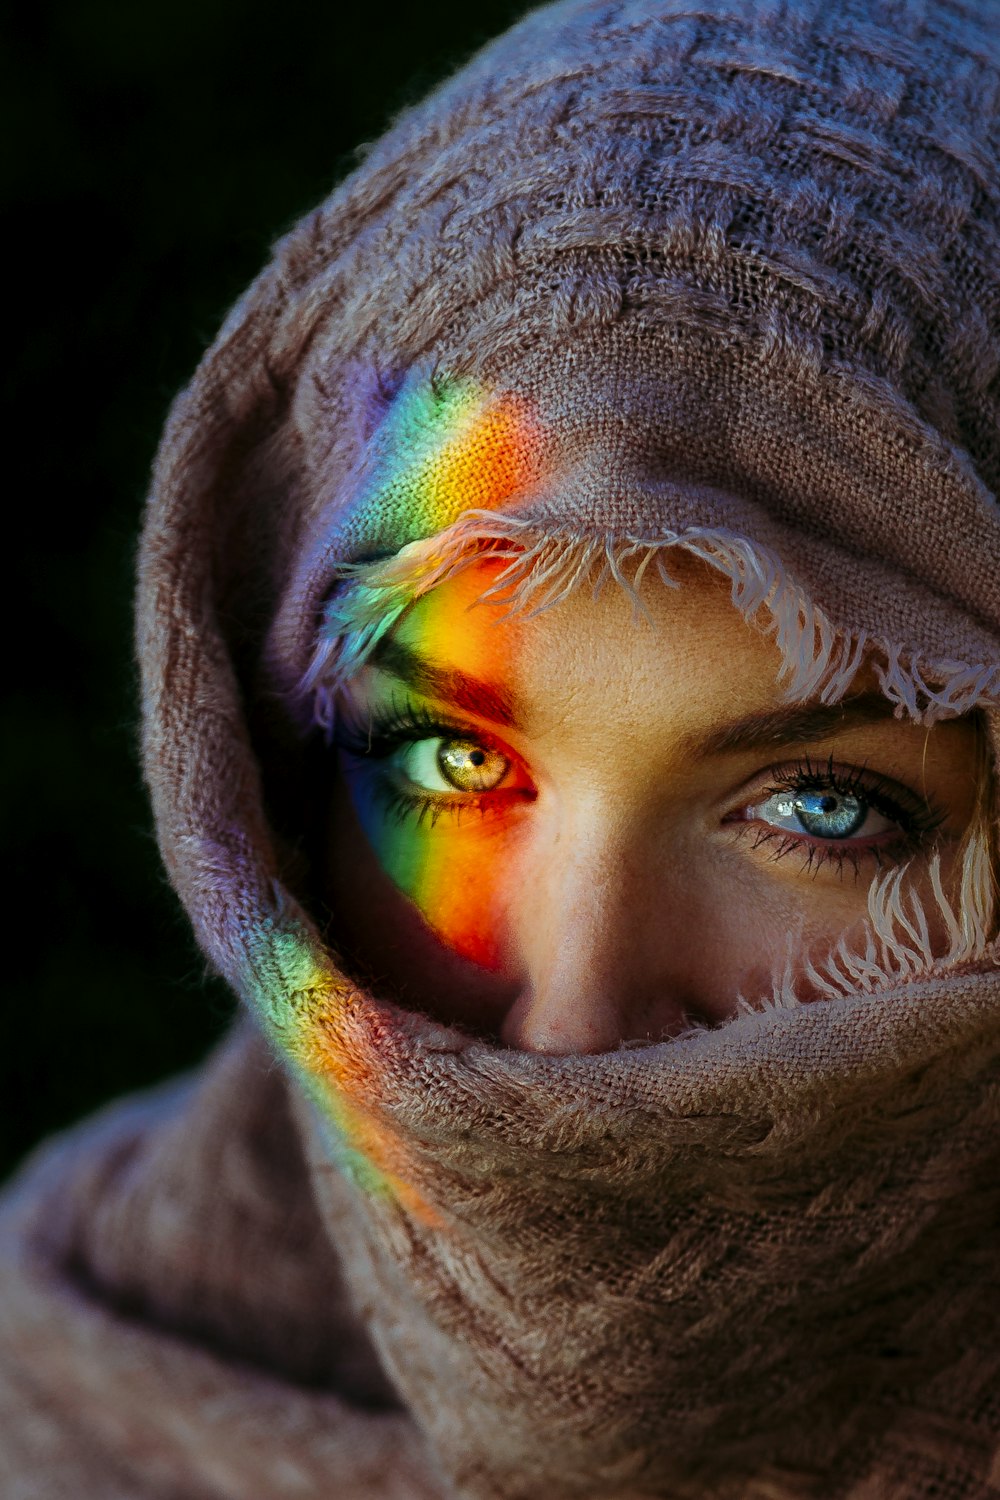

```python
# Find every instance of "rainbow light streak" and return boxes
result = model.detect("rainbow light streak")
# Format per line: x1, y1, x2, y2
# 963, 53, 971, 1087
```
348, 565, 522, 974
240, 377, 550, 1221
355, 370, 548, 553
335, 372, 552, 974
241, 921, 443, 1225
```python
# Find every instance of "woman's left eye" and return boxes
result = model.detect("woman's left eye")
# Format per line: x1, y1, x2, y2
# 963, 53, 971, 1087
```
747, 786, 894, 842
394, 736, 511, 794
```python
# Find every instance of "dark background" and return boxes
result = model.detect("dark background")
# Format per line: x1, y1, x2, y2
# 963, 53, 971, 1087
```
3, 0, 532, 1180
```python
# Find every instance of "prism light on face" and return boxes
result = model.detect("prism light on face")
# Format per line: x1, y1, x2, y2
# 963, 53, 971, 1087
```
238, 378, 557, 1211
326, 554, 982, 1054
348, 372, 549, 550
332, 563, 526, 974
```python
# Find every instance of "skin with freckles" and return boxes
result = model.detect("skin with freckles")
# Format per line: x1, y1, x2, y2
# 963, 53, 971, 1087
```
322, 554, 980, 1054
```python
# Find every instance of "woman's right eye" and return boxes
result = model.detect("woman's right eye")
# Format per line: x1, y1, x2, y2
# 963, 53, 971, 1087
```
395, 736, 511, 794
749, 787, 895, 842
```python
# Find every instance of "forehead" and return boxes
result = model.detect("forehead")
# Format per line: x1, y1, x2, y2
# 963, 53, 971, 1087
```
361, 552, 980, 807
390, 552, 789, 733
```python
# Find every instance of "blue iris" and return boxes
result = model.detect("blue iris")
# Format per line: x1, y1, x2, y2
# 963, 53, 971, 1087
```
794, 790, 866, 839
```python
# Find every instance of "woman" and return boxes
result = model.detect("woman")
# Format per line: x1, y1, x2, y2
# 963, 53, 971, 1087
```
2, 0, 999, 1495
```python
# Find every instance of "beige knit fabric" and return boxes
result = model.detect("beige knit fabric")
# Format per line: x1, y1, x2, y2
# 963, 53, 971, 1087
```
3, 0, 1000, 1494
0, 1021, 444, 1499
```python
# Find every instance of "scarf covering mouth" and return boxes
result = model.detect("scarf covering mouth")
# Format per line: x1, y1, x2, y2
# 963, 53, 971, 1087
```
129, 0, 1000, 1494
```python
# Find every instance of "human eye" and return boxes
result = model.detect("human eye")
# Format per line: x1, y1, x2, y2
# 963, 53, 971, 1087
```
726, 756, 946, 876
332, 693, 530, 828
396, 735, 511, 794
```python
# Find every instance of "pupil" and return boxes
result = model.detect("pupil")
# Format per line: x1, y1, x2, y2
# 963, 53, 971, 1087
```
794, 790, 866, 840
436, 738, 508, 792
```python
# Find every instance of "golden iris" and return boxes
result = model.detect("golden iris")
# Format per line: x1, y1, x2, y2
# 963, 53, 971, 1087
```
437, 739, 509, 792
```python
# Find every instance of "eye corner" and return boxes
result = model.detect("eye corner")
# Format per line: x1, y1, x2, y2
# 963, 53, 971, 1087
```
720, 753, 949, 877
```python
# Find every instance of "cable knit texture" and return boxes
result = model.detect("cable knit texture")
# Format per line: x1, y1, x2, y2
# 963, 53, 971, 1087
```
2, 0, 1000, 1495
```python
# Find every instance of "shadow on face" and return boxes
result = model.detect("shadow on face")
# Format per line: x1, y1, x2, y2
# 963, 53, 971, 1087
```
320, 553, 983, 1053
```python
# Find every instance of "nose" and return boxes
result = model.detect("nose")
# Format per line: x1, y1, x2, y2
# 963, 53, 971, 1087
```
497, 817, 699, 1054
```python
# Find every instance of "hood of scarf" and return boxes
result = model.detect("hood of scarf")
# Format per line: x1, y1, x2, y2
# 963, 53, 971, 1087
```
135, 0, 1000, 1495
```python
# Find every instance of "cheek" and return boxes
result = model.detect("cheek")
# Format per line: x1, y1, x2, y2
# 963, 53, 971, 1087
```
642, 841, 881, 1018
323, 773, 521, 1027
338, 769, 518, 968
637, 851, 804, 1017
697, 838, 969, 1009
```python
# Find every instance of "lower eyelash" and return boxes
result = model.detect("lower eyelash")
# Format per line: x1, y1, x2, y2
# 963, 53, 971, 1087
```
734, 754, 945, 879
373, 779, 490, 830
741, 825, 894, 881
367, 772, 529, 831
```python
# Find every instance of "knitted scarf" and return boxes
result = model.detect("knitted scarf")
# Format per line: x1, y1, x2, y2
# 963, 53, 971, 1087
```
3, 0, 1000, 1495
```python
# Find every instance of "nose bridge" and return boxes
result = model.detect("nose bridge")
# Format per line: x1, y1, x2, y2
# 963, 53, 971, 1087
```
499, 799, 693, 1054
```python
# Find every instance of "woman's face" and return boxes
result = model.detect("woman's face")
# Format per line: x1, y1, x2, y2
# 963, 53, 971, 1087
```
323, 554, 980, 1052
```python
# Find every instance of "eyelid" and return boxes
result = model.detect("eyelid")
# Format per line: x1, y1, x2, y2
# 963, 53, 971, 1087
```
333, 693, 535, 806
721, 755, 944, 842
334, 702, 492, 758
726, 756, 909, 809
335, 686, 521, 755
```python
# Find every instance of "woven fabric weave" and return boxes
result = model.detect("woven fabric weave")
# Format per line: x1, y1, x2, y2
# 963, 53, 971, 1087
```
2, 0, 1000, 1494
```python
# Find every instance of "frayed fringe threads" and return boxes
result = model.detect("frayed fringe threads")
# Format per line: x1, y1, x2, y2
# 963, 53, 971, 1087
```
302, 511, 999, 1009
303, 511, 1000, 730
734, 838, 997, 1022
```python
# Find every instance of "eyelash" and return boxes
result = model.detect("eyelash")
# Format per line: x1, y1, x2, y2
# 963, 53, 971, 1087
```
730, 754, 946, 878
333, 693, 528, 830
333, 698, 946, 871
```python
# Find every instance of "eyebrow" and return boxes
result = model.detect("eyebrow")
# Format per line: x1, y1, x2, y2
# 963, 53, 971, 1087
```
367, 643, 922, 753
685, 693, 905, 759
369, 637, 521, 728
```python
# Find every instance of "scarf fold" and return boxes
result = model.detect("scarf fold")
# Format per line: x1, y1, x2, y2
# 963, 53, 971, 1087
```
0, 1018, 446, 1498
5, 0, 1000, 1493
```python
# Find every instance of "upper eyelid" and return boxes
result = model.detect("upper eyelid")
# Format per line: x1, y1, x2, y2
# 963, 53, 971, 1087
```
729, 759, 946, 838
727, 757, 913, 804
337, 693, 518, 754
339, 702, 940, 827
